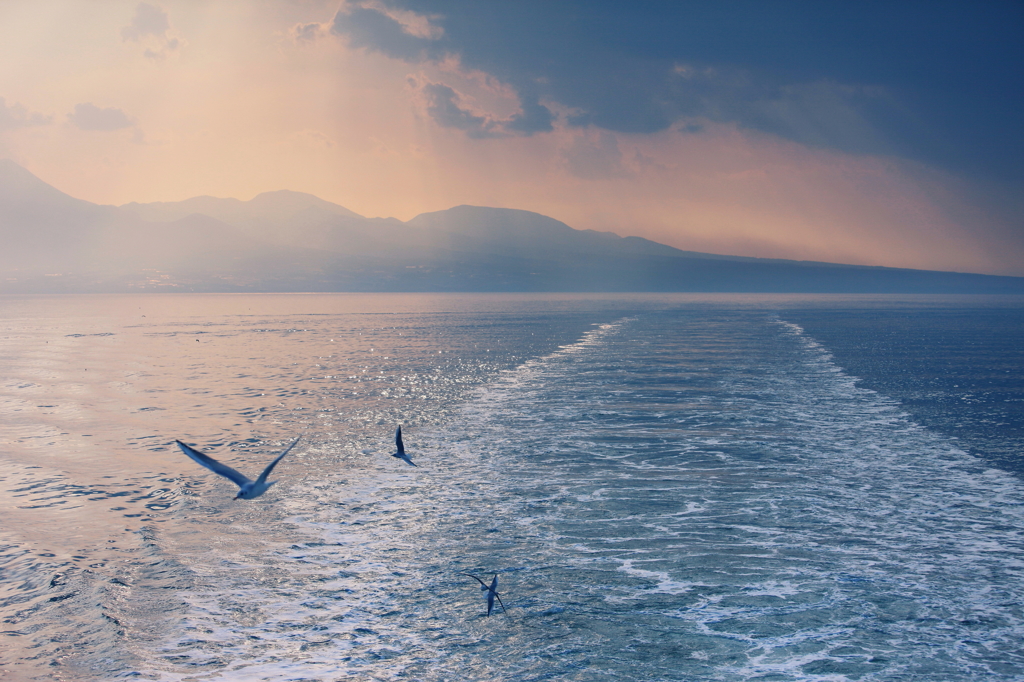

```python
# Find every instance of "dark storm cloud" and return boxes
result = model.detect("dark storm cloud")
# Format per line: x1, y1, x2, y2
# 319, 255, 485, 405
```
421, 82, 500, 138
348, 0, 1024, 182
69, 103, 134, 132
330, 6, 443, 62
505, 90, 554, 134
332, 3, 554, 136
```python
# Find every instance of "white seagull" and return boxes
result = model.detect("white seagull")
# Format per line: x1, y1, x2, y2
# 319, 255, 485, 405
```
175, 437, 300, 500
392, 426, 416, 466
461, 573, 507, 616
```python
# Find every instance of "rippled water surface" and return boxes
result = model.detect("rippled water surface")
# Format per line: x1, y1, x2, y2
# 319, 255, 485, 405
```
1, 293, 1023, 681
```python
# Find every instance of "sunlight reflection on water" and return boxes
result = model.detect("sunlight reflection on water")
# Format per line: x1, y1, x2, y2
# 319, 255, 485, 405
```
2, 293, 1023, 681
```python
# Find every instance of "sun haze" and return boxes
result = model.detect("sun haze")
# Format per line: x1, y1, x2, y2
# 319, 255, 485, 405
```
1, 1, 1021, 276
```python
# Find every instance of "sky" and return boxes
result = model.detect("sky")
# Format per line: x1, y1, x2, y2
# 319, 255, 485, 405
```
1, 0, 1022, 275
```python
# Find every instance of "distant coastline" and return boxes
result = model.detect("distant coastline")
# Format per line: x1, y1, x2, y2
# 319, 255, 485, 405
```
3, 159, 1024, 295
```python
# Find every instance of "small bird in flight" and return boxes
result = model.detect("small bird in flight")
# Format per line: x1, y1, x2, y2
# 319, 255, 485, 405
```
461, 573, 507, 616
175, 436, 300, 500
392, 426, 416, 466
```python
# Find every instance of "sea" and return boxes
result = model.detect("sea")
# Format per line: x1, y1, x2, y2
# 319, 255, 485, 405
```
1, 293, 1022, 681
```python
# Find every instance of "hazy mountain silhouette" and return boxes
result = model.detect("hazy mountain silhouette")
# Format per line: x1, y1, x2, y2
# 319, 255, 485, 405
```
2, 159, 1023, 294
122, 189, 362, 227
0, 159, 115, 273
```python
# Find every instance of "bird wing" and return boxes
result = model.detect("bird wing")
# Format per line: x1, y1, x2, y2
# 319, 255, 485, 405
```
488, 574, 507, 614
395, 426, 405, 454
461, 573, 488, 589
255, 436, 300, 484
395, 453, 417, 467
176, 440, 251, 487
492, 590, 508, 615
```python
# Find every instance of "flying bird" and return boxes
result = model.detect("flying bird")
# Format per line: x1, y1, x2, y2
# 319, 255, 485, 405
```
392, 426, 416, 466
461, 573, 507, 616
175, 436, 300, 500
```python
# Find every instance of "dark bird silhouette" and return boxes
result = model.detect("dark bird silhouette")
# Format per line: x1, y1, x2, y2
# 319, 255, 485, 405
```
461, 573, 507, 616
176, 437, 300, 500
392, 426, 416, 466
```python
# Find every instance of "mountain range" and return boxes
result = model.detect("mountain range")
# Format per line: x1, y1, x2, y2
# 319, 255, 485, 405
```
2, 158, 1022, 294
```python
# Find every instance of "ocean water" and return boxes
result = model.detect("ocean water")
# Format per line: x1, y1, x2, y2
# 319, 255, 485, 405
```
1, 293, 1023, 681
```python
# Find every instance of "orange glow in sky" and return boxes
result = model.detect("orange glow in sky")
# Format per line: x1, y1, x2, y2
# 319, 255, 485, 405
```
1, 1, 1021, 276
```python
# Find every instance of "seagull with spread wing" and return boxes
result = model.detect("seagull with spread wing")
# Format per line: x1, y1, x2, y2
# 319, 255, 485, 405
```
392, 426, 416, 466
461, 573, 507, 616
175, 437, 300, 500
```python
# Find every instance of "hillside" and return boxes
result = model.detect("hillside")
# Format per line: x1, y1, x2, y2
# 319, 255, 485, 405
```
2, 160, 1023, 294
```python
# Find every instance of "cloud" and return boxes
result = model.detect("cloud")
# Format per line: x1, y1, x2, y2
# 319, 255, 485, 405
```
121, 3, 170, 41
291, 22, 327, 44
375, 1, 1024, 183
332, 3, 553, 138
121, 3, 182, 59
69, 103, 134, 131
413, 78, 555, 139
506, 93, 554, 134
331, 4, 444, 62
0, 97, 51, 131
420, 82, 500, 138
